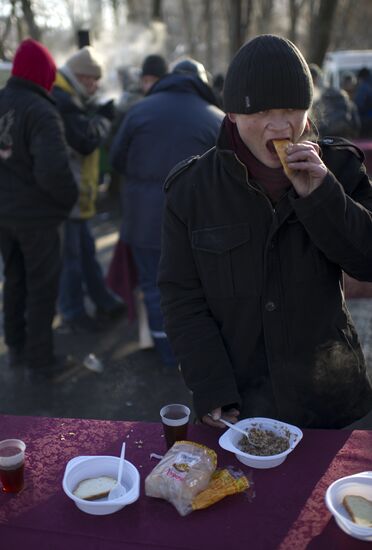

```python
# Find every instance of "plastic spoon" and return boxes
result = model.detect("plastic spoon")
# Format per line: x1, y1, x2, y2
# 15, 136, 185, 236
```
108, 442, 126, 500
208, 414, 262, 447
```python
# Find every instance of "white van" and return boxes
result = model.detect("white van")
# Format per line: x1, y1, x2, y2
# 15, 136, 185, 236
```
322, 50, 372, 89
0, 61, 11, 88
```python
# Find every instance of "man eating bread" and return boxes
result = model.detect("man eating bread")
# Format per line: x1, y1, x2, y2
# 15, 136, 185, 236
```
158, 34, 372, 430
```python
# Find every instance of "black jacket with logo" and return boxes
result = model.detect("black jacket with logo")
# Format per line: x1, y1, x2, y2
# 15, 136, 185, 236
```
158, 128, 372, 428
0, 77, 77, 225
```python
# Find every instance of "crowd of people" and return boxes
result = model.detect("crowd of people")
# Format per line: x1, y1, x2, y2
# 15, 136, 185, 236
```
309, 62, 372, 139
0, 34, 371, 429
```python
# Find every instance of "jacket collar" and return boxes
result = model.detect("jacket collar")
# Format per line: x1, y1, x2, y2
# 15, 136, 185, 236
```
148, 72, 219, 106
55, 67, 89, 100
216, 116, 250, 184
216, 116, 298, 223
6, 76, 55, 105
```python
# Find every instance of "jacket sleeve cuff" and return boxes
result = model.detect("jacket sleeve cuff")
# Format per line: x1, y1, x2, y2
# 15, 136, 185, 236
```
290, 172, 339, 219
192, 385, 242, 420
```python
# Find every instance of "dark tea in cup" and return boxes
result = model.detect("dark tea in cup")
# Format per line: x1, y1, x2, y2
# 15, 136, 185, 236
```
160, 404, 191, 449
0, 439, 26, 493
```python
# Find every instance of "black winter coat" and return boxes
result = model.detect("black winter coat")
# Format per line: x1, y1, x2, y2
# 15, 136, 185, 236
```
158, 128, 372, 429
0, 77, 77, 225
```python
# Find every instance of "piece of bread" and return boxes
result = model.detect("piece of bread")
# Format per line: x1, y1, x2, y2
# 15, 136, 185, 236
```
73, 476, 116, 501
273, 139, 294, 178
343, 494, 372, 527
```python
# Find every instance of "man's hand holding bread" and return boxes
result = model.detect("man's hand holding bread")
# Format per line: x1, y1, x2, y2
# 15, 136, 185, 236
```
273, 139, 328, 198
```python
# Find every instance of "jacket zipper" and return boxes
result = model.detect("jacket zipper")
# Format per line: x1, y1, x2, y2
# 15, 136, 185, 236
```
233, 153, 277, 217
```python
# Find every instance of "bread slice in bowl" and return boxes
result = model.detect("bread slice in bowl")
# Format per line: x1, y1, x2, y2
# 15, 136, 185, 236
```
343, 494, 372, 527
73, 476, 117, 501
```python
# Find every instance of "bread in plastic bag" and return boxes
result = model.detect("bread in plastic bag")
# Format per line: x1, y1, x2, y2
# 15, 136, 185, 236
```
145, 440, 217, 516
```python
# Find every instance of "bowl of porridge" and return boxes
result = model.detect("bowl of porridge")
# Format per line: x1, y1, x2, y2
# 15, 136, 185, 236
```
218, 417, 303, 469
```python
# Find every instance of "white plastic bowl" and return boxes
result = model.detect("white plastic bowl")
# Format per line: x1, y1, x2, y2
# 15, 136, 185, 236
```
325, 472, 372, 541
218, 417, 303, 469
62, 455, 140, 515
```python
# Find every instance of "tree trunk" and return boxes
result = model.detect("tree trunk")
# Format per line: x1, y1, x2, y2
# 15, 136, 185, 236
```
127, 0, 141, 22
0, 0, 16, 60
182, 0, 197, 58
288, 0, 306, 44
243, 0, 255, 42
229, 0, 242, 60
152, 0, 163, 20
332, 0, 353, 49
20, 0, 41, 41
256, 0, 274, 35
308, 0, 339, 66
204, 0, 213, 72
89, 0, 103, 39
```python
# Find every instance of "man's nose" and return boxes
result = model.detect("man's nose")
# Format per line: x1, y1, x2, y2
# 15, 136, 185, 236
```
268, 115, 290, 131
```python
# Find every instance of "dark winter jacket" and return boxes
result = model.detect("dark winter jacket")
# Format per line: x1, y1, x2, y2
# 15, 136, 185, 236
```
0, 77, 78, 225
158, 128, 372, 429
110, 72, 224, 248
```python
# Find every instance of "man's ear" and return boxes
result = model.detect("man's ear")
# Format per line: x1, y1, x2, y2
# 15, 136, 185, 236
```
227, 113, 236, 123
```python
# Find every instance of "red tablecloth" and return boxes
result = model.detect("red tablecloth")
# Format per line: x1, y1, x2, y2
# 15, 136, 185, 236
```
0, 415, 371, 550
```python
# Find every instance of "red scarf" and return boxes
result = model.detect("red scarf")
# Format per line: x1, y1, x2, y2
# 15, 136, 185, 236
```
224, 117, 291, 203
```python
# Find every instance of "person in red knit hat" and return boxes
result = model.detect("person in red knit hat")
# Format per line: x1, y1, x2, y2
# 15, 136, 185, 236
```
11, 38, 56, 92
0, 38, 78, 379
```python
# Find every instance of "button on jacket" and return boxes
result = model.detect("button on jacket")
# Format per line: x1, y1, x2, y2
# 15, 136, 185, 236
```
158, 129, 372, 429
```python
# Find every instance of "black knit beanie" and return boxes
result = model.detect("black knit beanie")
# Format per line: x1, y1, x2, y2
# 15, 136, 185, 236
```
141, 54, 167, 78
223, 34, 313, 114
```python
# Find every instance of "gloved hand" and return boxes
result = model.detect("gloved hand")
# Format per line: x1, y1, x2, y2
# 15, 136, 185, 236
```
97, 99, 116, 121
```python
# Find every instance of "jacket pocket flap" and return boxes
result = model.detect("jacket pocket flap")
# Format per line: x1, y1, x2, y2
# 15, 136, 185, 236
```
192, 224, 250, 254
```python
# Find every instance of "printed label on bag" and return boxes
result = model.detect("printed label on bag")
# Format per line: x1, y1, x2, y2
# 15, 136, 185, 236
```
165, 452, 200, 481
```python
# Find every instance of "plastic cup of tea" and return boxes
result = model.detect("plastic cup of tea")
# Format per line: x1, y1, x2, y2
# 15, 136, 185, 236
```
0, 439, 26, 493
160, 404, 191, 449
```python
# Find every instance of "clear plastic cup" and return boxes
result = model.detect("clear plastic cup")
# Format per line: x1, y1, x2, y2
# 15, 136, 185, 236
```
0, 439, 26, 493
160, 404, 191, 449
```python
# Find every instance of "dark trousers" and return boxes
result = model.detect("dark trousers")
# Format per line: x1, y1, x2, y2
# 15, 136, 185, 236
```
58, 219, 119, 320
0, 223, 61, 368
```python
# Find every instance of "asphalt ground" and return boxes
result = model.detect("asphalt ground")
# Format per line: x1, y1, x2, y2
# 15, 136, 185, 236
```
0, 191, 192, 422
0, 189, 371, 425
